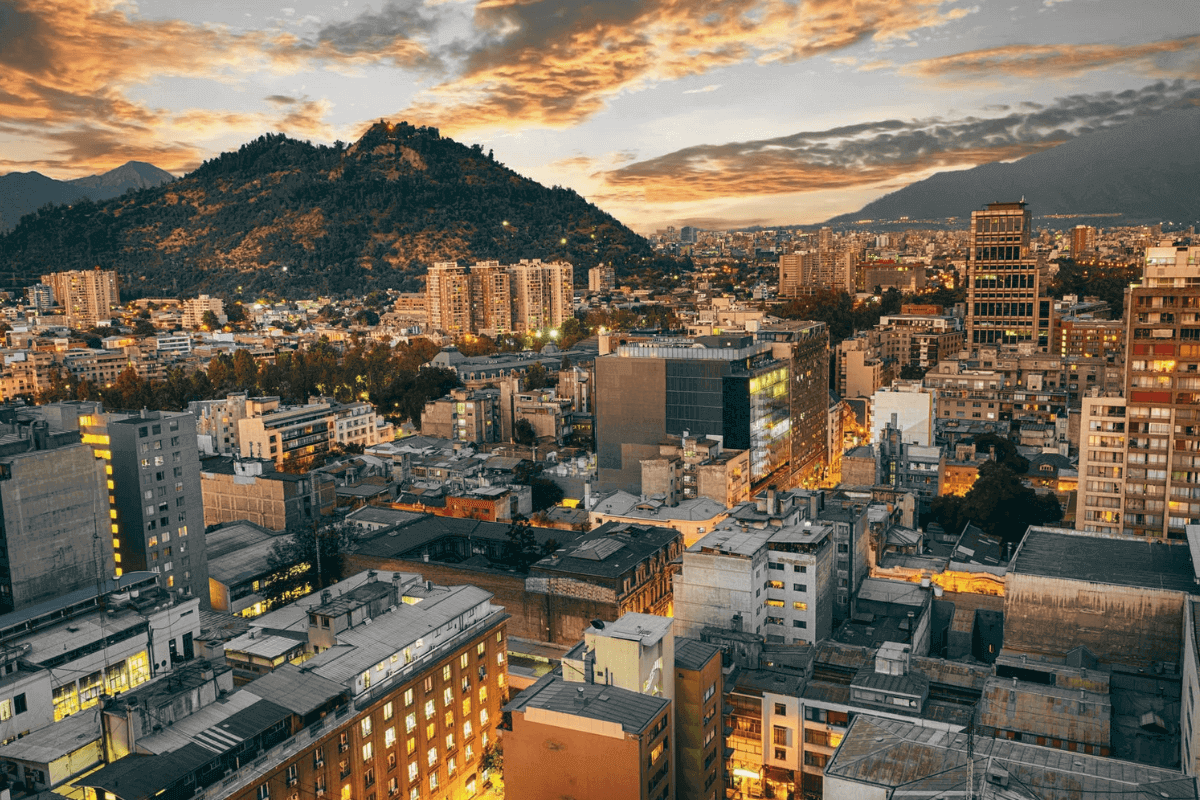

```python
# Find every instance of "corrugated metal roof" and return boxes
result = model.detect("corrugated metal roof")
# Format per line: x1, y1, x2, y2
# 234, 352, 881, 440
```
507, 673, 668, 734
1012, 527, 1200, 594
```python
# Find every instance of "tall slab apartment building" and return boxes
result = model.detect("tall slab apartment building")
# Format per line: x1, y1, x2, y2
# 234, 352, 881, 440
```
1077, 245, 1200, 539
965, 201, 1052, 349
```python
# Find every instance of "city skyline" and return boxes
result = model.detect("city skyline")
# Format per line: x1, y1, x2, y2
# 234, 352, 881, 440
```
1, 0, 1196, 232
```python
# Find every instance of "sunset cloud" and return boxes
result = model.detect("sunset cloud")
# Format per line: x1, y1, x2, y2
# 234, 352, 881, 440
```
904, 35, 1200, 81
397, 0, 977, 133
598, 81, 1200, 203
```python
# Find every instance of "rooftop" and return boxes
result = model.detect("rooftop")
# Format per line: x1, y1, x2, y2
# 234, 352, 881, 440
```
533, 522, 678, 580
675, 638, 721, 672
1011, 527, 1200, 594
506, 673, 669, 735
594, 613, 673, 647
825, 714, 1194, 800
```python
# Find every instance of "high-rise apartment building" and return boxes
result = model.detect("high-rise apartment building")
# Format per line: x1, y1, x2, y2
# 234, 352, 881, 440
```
778, 251, 816, 298
1071, 224, 1097, 259
1121, 245, 1200, 539
426, 259, 573, 336
509, 258, 573, 335
1076, 392, 1127, 535
425, 261, 472, 336
588, 264, 616, 294
181, 294, 225, 329
965, 201, 1051, 349
41, 268, 119, 329
468, 260, 512, 335
760, 321, 831, 488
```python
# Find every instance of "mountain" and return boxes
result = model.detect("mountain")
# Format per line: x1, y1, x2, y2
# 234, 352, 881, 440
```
67, 161, 176, 195
0, 123, 655, 298
825, 108, 1200, 226
0, 161, 176, 232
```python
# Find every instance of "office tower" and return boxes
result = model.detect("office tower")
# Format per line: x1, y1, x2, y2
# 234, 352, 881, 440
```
41, 268, 119, 329
425, 261, 472, 336
778, 251, 815, 298
595, 335, 792, 492
760, 321, 831, 488
508, 259, 573, 335
0, 421, 113, 613
1121, 244, 1200, 539
965, 201, 1051, 349
681, 225, 699, 244
469, 260, 513, 336
1071, 225, 1097, 259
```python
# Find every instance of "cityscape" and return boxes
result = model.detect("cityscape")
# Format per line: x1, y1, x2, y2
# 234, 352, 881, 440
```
1, 0, 1199, 799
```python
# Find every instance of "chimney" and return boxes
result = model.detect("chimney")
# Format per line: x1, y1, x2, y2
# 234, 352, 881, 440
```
766, 486, 777, 516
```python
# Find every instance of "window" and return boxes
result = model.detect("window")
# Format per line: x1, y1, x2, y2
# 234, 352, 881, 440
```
339, 732, 349, 753
425, 700, 435, 719
794, 584, 807, 592
773, 725, 790, 746
443, 665, 452, 682
404, 689, 414, 707
793, 565, 806, 573
363, 742, 374, 761
793, 602, 808, 610
408, 762, 418, 781
314, 747, 325, 767
385, 727, 396, 748
444, 687, 453, 707
774, 703, 786, 715
775, 748, 787, 760
362, 718, 373, 737
388, 777, 398, 796
461, 653, 469, 669
793, 620, 807, 629
287, 764, 298, 787
14, 693, 26, 714
384, 701, 394, 721
257, 784, 270, 800
427, 747, 437, 767
429, 773, 439, 791
405, 713, 416, 733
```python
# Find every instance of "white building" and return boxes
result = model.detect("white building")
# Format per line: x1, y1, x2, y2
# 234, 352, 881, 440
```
871, 380, 935, 446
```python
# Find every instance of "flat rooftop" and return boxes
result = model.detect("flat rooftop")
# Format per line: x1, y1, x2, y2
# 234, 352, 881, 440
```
674, 638, 722, 672
1011, 527, 1200, 594
506, 673, 669, 735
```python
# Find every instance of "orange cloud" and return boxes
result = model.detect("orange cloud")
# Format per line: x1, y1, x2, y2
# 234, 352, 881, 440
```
399, 0, 975, 134
904, 35, 1200, 81
598, 81, 1200, 203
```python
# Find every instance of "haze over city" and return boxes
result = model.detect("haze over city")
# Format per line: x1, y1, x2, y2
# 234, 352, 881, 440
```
2, 0, 1197, 230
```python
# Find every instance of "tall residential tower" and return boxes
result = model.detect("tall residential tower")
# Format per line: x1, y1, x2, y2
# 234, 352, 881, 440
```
965, 201, 1051, 349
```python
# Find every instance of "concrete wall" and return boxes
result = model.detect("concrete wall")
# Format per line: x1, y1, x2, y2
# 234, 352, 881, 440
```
1004, 572, 1186, 668
0, 443, 112, 612
1183, 599, 1200, 775
674, 549, 764, 640
595, 356, 666, 492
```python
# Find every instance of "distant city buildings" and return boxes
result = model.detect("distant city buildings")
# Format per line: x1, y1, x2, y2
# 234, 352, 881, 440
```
41, 268, 119, 330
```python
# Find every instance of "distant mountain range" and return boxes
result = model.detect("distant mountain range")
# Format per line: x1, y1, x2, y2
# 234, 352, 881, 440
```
825, 107, 1200, 227
0, 162, 175, 231
0, 123, 654, 298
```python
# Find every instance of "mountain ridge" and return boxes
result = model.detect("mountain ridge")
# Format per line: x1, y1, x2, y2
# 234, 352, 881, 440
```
0, 162, 177, 231
824, 108, 1200, 226
0, 123, 655, 298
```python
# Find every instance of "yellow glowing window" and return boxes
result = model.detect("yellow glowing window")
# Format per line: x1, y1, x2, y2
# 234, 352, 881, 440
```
111, 524, 119, 534
794, 602, 808, 610
81, 434, 110, 445
765, 599, 784, 608
105, 466, 112, 475
112, 539, 120, 549
114, 554, 121, 563
114, 567, 122, 577
109, 510, 118, 519
94, 449, 111, 460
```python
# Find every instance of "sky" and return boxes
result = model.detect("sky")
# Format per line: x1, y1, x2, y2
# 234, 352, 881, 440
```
1, 0, 1197, 232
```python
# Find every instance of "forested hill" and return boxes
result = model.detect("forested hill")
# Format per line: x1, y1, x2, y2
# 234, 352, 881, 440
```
0, 122, 654, 298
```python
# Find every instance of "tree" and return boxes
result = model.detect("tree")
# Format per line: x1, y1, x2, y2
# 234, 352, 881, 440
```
930, 461, 1061, 547
528, 477, 564, 511
513, 419, 537, 446
524, 361, 548, 390
201, 310, 220, 330
225, 303, 248, 325
498, 516, 556, 572
353, 309, 380, 326
972, 433, 1029, 473
262, 521, 359, 608
232, 349, 259, 389
132, 318, 157, 336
